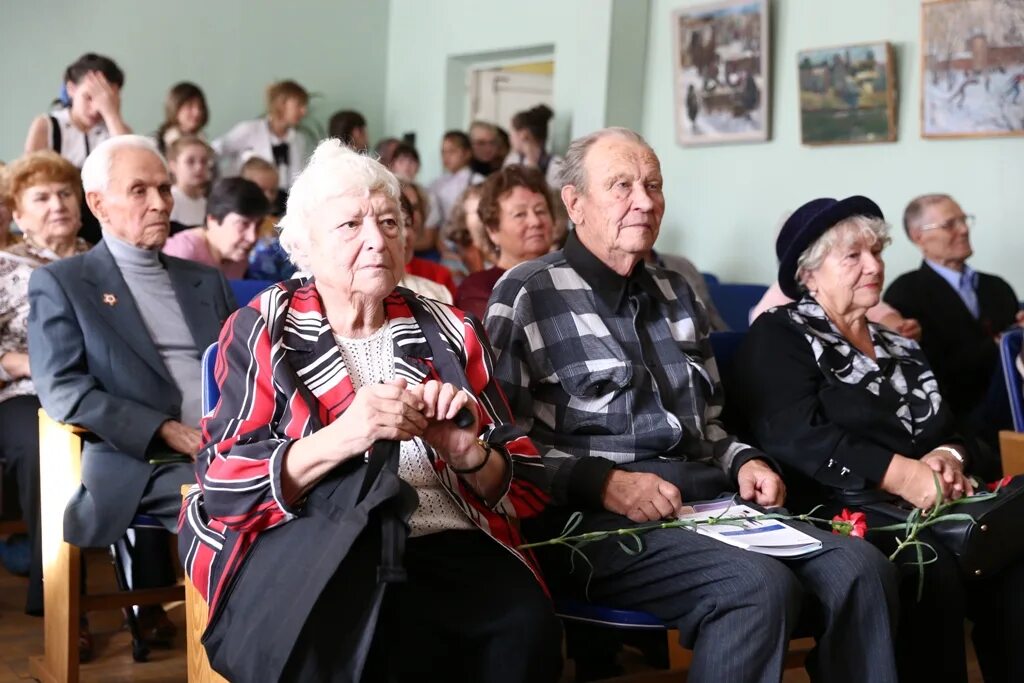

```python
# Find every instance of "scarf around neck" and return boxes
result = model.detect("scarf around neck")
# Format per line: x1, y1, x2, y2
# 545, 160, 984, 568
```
785, 296, 944, 436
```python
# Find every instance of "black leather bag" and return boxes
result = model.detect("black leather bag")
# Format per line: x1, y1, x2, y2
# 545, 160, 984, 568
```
863, 476, 1024, 580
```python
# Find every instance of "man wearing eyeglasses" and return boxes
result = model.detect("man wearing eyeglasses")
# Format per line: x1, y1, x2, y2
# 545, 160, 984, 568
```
885, 193, 1024, 475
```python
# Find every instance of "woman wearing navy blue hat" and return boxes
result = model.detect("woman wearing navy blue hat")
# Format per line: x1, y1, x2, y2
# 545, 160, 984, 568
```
734, 196, 1024, 683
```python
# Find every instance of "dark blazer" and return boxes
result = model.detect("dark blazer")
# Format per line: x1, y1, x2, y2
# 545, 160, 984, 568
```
884, 262, 1019, 417
734, 306, 963, 510
27, 241, 235, 546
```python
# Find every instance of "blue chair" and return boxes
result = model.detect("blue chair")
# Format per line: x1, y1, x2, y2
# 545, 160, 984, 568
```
1000, 328, 1024, 431
228, 279, 275, 308
705, 282, 769, 332
201, 342, 220, 416
701, 272, 720, 286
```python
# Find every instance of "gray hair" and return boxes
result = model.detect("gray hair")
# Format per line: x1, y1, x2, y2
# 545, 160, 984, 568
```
902, 193, 953, 236
81, 135, 168, 193
795, 215, 891, 292
278, 138, 402, 271
558, 127, 651, 193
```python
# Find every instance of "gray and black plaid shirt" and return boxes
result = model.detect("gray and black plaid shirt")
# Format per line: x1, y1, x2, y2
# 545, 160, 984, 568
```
485, 231, 763, 508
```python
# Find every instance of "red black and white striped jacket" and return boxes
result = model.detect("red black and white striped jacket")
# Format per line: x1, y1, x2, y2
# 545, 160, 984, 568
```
178, 279, 551, 618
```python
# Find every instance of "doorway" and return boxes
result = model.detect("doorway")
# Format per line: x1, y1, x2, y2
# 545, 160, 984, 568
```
468, 60, 555, 132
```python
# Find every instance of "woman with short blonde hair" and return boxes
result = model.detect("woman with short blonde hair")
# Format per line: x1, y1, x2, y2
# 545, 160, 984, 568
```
0, 151, 90, 624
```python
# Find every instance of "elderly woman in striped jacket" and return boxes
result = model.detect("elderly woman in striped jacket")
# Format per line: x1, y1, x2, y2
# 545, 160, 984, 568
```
178, 139, 561, 683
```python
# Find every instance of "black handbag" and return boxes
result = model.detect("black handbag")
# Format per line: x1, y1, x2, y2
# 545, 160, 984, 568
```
862, 476, 1024, 580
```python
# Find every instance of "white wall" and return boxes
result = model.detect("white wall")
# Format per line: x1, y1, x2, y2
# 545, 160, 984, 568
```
642, 0, 1024, 294
0, 0, 390, 163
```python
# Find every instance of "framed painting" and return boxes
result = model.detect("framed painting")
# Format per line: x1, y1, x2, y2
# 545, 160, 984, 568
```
922, 0, 1024, 138
798, 41, 898, 145
672, 0, 770, 146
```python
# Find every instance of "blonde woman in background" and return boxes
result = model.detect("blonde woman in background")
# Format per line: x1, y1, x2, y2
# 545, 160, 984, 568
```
213, 80, 309, 190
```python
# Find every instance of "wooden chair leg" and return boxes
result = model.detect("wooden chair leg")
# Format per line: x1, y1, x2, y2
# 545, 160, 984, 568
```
185, 575, 227, 682
29, 411, 84, 683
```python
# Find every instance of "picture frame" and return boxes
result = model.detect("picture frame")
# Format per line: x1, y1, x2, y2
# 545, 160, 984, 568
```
672, 0, 771, 146
921, 0, 1024, 139
797, 41, 898, 146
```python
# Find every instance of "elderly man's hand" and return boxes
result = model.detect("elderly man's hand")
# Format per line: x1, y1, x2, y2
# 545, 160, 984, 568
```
602, 470, 683, 523
737, 459, 785, 507
158, 420, 202, 459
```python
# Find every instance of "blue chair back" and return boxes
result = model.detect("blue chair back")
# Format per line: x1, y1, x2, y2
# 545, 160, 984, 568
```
201, 342, 220, 417
228, 279, 275, 308
705, 282, 768, 332
701, 271, 720, 286
709, 331, 745, 376
1000, 328, 1024, 431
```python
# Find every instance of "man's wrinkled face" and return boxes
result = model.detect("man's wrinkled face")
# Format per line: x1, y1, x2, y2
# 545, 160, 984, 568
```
564, 136, 665, 269
89, 147, 173, 249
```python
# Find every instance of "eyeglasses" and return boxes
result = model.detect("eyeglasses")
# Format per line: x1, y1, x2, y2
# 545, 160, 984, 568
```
918, 214, 975, 232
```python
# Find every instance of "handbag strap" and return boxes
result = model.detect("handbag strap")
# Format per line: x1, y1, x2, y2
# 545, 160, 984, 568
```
400, 289, 474, 428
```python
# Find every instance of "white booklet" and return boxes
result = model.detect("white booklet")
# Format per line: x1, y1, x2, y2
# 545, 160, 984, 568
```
677, 499, 822, 558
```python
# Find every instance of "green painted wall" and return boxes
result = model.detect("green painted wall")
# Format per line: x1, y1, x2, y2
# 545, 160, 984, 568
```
384, 0, 625, 181
642, 0, 1024, 294
0, 0, 389, 164
4, 0, 1019, 295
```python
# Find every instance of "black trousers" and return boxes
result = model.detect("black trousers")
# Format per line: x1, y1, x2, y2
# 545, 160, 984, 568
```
284, 529, 562, 683
0, 393, 187, 614
0, 395, 43, 614
850, 504, 1024, 683
527, 508, 900, 683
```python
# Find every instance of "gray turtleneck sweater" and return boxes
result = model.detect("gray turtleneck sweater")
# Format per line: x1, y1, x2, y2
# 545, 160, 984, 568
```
104, 231, 203, 428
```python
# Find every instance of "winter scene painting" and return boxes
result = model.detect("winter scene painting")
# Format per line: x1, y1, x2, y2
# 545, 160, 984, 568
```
798, 42, 898, 145
672, 0, 770, 146
922, 0, 1024, 138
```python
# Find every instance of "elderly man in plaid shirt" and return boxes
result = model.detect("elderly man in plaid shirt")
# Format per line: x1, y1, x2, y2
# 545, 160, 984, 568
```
484, 128, 901, 683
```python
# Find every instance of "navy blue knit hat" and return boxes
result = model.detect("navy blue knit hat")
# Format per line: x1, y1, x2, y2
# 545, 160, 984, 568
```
776, 196, 884, 299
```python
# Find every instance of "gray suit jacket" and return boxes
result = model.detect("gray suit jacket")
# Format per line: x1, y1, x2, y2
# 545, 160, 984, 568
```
27, 240, 236, 546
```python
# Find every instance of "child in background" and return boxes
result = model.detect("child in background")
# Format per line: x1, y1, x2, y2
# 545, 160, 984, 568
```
213, 80, 309, 191
23, 53, 131, 168
240, 156, 282, 217
241, 157, 296, 281
388, 143, 420, 182
154, 82, 209, 155
167, 136, 212, 232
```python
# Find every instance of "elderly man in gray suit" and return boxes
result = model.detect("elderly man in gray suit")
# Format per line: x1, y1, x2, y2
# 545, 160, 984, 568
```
27, 135, 235, 638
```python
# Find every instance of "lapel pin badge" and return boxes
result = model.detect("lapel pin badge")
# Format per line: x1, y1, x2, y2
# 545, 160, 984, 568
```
102, 292, 118, 307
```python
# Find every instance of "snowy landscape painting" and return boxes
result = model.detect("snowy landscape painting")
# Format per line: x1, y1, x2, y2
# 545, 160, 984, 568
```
672, 0, 770, 146
922, 0, 1024, 138
798, 42, 897, 145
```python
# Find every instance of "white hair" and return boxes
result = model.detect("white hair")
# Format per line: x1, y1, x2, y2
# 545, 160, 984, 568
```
559, 127, 652, 193
278, 138, 401, 271
796, 215, 892, 292
80, 135, 168, 193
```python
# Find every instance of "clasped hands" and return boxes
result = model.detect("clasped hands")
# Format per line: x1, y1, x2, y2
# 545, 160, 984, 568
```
602, 459, 786, 523
331, 378, 483, 470
882, 448, 973, 511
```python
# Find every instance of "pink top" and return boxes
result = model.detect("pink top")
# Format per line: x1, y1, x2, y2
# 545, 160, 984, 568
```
162, 227, 248, 280
750, 281, 901, 326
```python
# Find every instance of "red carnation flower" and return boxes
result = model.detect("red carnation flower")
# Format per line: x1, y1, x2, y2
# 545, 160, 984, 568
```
831, 508, 868, 538
986, 476, 1013, 493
